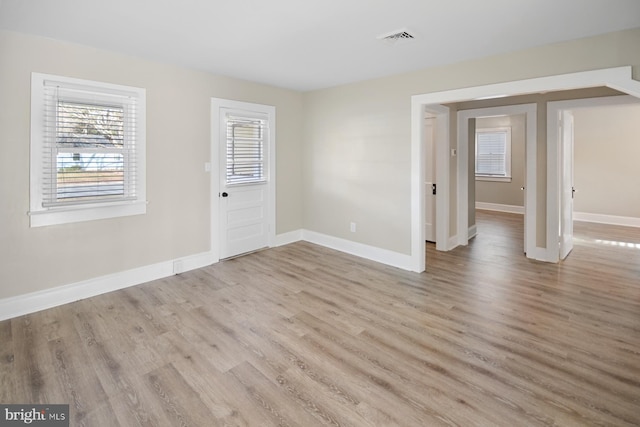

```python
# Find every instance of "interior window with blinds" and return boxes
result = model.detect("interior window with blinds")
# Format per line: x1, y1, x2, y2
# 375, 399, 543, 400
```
475, 127, 512, 179
30, 73, 146, 227
225, 114, 267, 185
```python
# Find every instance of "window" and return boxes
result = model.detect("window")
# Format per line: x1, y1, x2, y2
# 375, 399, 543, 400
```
225, 114, 267, 185
475, 127, 511, 182
30, 73, 146, 227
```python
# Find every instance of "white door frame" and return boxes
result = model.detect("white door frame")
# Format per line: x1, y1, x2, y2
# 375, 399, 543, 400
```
558, 109, 575, 260
210, 98, 276, 262
457, 104, 537, 257
414, 104, 450, 256
547, 94, 640, 262
411, 66, 640, 272
423, 116, 437, 242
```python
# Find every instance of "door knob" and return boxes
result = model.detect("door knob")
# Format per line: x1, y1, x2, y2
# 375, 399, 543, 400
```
221, 192, 228, 197
520, 187, 525, 191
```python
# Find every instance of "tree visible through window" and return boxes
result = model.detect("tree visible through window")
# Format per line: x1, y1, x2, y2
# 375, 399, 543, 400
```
55, 101, 126, 203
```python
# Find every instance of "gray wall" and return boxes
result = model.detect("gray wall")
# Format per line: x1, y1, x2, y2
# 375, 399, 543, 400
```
573, 103, 640, 218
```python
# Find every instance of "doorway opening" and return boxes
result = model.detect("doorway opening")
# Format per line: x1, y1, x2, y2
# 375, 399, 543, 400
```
411, 66, 640, 272
472, 113, 527, 254
547, 95, 640, 261
458, 104, 536, 258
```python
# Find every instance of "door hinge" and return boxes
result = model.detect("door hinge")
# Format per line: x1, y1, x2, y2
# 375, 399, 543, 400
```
432, 183, 437, 195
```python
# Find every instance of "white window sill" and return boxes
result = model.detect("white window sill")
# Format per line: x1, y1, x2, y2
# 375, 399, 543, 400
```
476, 175, 512, 183
29, 200, 147, 227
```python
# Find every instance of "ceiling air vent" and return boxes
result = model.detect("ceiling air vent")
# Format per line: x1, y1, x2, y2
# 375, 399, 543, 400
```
377, 28, 416, 44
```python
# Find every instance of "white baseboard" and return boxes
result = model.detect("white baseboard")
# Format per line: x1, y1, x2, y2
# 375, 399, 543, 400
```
1, 228, 421, 321
530, 246, 556, 263
574, 212, 640, 228
476, 202, 525, 215
302, 230, 414, 271
0, 251, 215, 322
275, 229, 303, 246
468, 224, 478, 240
448, 235, 459, 250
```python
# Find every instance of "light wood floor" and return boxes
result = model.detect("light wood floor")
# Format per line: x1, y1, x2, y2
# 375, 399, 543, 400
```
2, 210, 640, 426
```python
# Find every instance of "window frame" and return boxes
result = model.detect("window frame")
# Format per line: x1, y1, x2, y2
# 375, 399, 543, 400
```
475, 126, 512, 182
30, 73, 146, 227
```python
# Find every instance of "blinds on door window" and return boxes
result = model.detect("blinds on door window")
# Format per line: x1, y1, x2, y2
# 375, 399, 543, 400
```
225, 114, 267, 185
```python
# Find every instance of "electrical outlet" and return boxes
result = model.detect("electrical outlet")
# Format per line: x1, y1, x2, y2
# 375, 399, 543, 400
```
350, 222, 356, 233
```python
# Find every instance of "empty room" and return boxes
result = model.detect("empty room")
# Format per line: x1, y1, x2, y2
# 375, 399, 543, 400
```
1, 1, 640, 426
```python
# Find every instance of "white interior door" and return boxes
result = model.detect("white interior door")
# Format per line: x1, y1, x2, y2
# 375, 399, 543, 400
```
559, 110, 574, 259
219, 107, 272, 259
424, 117, 436, 242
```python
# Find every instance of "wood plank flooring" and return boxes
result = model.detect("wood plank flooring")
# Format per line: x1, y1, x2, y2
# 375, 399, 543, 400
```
2, 210, 640, 426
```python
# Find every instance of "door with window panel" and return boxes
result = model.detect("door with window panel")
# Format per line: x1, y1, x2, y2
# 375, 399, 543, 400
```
219, 109, 270, 258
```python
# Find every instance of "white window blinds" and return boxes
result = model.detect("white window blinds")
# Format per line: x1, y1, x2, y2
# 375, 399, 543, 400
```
225, 114, 267, 185
42, 81, 138, 207
475, 128, 511, 177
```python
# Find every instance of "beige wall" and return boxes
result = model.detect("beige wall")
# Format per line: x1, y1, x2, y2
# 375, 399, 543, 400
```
0, 30, 303, 299
474, 115, 526, 207
303, 27, 640, 254
3, 26, 640, 301
573, 103, 640, 218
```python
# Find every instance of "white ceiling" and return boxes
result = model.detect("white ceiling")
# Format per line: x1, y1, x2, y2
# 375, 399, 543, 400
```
1, 0, 640, 91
